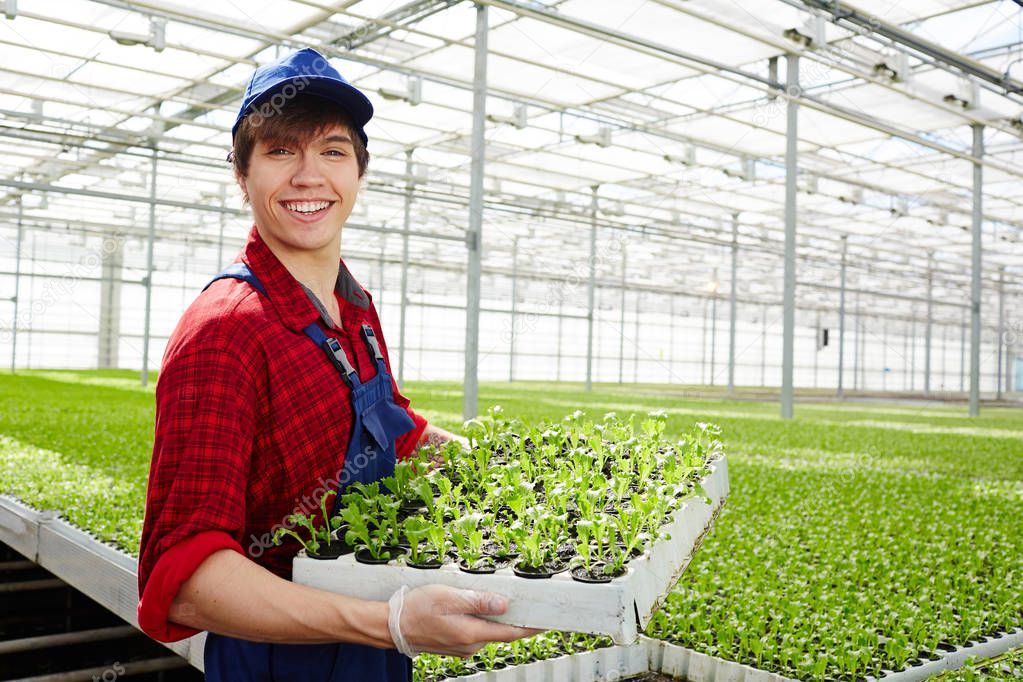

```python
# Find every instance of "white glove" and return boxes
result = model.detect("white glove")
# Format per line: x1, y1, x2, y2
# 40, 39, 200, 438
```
387, 584, 541, 658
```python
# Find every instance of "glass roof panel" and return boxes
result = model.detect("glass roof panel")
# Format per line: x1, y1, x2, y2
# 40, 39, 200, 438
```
0, 0, 1019, 305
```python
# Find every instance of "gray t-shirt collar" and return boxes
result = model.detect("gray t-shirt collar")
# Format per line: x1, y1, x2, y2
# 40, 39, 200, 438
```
301, 262, 370, 330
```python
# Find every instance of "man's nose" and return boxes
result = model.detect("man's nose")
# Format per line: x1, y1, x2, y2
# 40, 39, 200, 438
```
291, 152, 324, 186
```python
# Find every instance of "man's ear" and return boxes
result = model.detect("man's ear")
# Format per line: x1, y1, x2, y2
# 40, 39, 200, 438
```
235, 171, 249, 204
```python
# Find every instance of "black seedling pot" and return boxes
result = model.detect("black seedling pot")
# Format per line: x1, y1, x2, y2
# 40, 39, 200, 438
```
399, 501, 427, 516
406, 553, 444, 570
512, 559, 567, 579
481, 541, 518, 559
307, 529, 354, 559
555, 542, 577, 562
570, 562, 627, 583
570, 565, 612, 583
306, 542, 346, 560
355, 545, 407, 565
458, 557, 497, 574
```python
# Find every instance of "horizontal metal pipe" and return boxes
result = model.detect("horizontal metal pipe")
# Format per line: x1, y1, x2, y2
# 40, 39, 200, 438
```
8, 656, 188, 682
0, 579, 65, 593
0, 560, 37, 571
0, 625, 138, 655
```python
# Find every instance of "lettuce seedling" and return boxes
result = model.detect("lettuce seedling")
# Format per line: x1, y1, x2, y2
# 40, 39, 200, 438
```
408, 475, 435, 513
425, 521, 448, 558
270, 490, 341, 556
381, 460, 415, 503
491, 522, 520, 559
574, 518, 595, 573
340, 505, 374, 556
402, 516, 434, 564
272, 515, 322, 556
614, 505, 647, 557
451, 512, 486, 567
376, 496, 403, 546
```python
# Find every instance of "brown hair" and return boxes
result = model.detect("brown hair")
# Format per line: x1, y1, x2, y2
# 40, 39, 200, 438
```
231, 94, 370, 184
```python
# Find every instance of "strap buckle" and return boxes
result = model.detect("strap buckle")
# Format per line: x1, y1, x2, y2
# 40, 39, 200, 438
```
324, 337, 359, 385
361, 324, 385, 362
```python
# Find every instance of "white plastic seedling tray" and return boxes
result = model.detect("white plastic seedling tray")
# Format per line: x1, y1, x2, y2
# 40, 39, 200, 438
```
294, 456, 729, 644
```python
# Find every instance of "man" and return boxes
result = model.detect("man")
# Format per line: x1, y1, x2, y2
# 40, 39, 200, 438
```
137, 47, 537, 681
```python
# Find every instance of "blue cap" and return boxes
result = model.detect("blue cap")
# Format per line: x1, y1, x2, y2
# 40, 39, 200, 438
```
233, 47, 373, 146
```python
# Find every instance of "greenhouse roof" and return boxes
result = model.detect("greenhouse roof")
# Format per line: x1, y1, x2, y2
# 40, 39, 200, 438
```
0, 0, 1021, 325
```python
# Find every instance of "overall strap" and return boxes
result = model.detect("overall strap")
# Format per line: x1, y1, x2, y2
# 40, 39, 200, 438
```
203, 263, 360, 387
303, 324, 360, 387
202, 262, 268, 297
359, 324, 385, 365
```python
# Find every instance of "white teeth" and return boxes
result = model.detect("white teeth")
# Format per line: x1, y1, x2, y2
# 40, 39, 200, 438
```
283, 201, 331, 214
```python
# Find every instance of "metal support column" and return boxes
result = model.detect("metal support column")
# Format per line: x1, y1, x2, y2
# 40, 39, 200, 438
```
903, 322, 909, 391
668, 295, 676, 381
618, 246, 627, 384
508, 236, 518, 383
960, 307, 966, 393
760, 304, 767, 387
997, 267, 1005, 399
814, 310, 820, 389
910, 316, 916, 391
556, 296, 563, 382
941, 322, 948, 391
633, 292, 641, 382
924, 253, 933, 395
882, 320, 888, 391
9, 197, 23, 372
98, 232, 124, 369
710, 294, 717, 386
780, 54, 799, 419
701, 299, 709, 385
398, 149, 413, 388
837, 235, 847, 397
853, 293, 860, 391
860, 311, 867, 390
969, 124, 983, 417
727, 213, 738, 396
462, 3, 488, 420
140, 148, 158, 387
585, 186, 598, 392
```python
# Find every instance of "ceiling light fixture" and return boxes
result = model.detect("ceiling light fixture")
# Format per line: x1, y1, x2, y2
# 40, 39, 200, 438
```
109, 17, 166, 52
663, 146, 695, 165
378, 77, 422, 105
486, 102, 527, 129
575, 127, 611, 147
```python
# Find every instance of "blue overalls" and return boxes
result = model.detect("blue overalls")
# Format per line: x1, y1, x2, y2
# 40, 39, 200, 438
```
200, 263, 415, 681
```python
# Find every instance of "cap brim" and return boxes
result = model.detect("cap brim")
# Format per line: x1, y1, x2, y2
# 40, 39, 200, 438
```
234, 75, 373, 144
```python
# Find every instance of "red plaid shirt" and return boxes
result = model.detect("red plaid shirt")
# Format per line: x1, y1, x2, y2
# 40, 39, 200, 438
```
137, 227, 427, 642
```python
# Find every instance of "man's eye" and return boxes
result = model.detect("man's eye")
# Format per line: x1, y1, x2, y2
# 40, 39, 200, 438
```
324, 149, 347, 156
268, 148, 291, 155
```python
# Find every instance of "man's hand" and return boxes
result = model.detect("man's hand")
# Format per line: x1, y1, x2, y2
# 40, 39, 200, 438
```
420, 424, 468, 449
416, 424, 468, 464
389, 584, 542, 658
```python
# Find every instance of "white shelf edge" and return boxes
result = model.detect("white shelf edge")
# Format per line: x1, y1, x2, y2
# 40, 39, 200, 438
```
0, 494, 203, 670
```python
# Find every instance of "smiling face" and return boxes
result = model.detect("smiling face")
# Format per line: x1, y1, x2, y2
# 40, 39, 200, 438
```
237, 125, 361, 261
232, 94, 370, 264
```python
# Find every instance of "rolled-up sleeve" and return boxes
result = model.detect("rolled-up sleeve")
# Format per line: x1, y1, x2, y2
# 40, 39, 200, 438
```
137, 333, 261, 642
